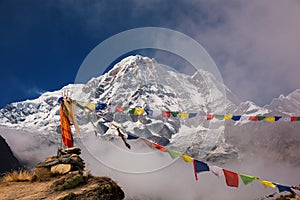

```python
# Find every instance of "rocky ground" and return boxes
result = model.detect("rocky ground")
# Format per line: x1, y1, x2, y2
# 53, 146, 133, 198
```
0, 173, 124, 200
0, 147, 125, 200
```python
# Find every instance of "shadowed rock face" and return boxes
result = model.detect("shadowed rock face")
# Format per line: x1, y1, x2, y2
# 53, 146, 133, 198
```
0, 135, 21, 175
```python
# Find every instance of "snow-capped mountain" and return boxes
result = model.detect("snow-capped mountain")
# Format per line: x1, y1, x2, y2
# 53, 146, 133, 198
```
265, 89, 300, 115
0, 55, 299, 165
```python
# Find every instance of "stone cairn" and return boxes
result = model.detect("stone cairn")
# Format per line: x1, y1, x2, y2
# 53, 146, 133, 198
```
34, 147, 85, 180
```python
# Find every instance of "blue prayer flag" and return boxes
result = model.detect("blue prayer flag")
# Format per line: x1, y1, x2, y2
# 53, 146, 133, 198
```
194, 159, 210, 173
276, 184, 292, 193
96, 103, 107, 110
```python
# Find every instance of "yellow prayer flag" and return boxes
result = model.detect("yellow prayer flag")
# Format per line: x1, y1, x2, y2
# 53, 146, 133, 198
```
179, 112, 189, 119
257, 179, 276, 188
181, 154, 193, 163
265, 116, 275, 122
134, 107, 144, 115
84, 102, 96, 111
224, 115, 233, 120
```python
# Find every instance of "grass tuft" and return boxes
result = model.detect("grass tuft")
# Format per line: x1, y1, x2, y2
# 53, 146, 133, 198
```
2, 169, 33, 182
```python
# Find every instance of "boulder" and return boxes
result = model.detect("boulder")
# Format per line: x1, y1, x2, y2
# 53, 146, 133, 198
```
34, 167, 51, 179
51, 164, 72, 175
34, 147, 85, 177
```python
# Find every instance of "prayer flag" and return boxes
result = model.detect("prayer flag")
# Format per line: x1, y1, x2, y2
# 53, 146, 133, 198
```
224, 115, 233, 120
239, 173, 257, 185
126, 108, 135, 114
258, 116, 266, 121
274, 116, 282, 121
291, 116, 299, 122
63, 97, 80, 138
109, 106, 116, 113
171, 111, 179, 117
210, 165, 223, 177
249, 116, 259, 121
276, 184, 292, 193
162, 111, 171, 118
193, 159, 210, 173
192, 159, 210, 181
199, 115, 206, 120
152, 110, 161, 117
144, 108, 153, 116
167, 149, 182, 159
206, 114, 214, 120
281, 117, 290, 121
215, 115, 224, 120
181, 154, 193, 162
240, 116, 248, 121
265, 116, 276, 122
134, 107, 144, 115
84, 102, 96, 111
152, 142, 167, 152
223, 169, 239, 188
96, 103, 107, 110
179, 112, 189, 119
127, 133, 139, 140
60, 104, 73, 148
188, 113, 198, 118
257, 179, 276, 188
75, 102, 85, 110
116, 105, 124, 112
232, 115, 241, 121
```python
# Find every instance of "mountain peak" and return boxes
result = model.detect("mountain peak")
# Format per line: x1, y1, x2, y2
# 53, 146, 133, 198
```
107, 55, 156, 77
265, 89, 300, 115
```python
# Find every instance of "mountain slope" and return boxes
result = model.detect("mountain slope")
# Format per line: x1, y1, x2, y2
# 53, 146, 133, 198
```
0, 56, 239, 163
0, 55, 300, 166
265, 89, 300, 115
0, 135, 21, 175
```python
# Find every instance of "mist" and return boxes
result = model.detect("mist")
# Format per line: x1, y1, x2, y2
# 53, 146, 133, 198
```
80, 133, 300, 200
1, 126, 299, 199
0, 127, 58, 168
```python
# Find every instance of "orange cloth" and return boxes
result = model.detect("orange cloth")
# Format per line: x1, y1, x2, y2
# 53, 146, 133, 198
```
60, 104, 73, 148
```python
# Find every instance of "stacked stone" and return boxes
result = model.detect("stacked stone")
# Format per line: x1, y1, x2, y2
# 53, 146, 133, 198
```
34, 147, 85, 179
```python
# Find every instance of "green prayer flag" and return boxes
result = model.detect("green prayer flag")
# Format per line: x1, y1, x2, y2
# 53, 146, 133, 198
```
215, 115, 224, 120
239, 173, 257, 185
127, 108, 135, 114
171, 111, 179, 117
258, 116, 266, 121
167, 149, 182, 159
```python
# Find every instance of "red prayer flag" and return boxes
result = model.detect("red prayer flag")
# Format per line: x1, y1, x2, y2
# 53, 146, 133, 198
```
248, 116, 259, 121
291, 116, 298, 122
152, 142, 167, 152
116, 105, 124, 112
206, 114, 214, 120
223, 169, 239, 188
162, 111, 171, 118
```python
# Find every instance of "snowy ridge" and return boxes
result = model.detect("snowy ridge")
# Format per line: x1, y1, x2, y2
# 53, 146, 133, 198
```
265, 89, 300, 115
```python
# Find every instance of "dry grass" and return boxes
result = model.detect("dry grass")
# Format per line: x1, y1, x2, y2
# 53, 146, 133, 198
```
2, 169, 33, 182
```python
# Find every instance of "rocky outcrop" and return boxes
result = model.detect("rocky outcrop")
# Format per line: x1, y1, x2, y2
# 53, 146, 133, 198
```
0, 135, 21, 175
0, 147, 125, 200
34, 147, 85, 180
0, 172, 125, 200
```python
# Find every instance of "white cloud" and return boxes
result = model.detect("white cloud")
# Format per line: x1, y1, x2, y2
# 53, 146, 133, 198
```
192, 1, 300, 105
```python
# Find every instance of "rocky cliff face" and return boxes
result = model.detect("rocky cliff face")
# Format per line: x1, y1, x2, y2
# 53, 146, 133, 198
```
0, 135, 21, 175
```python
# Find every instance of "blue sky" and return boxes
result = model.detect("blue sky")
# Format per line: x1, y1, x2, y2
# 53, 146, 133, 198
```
1, 0, 300, 108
